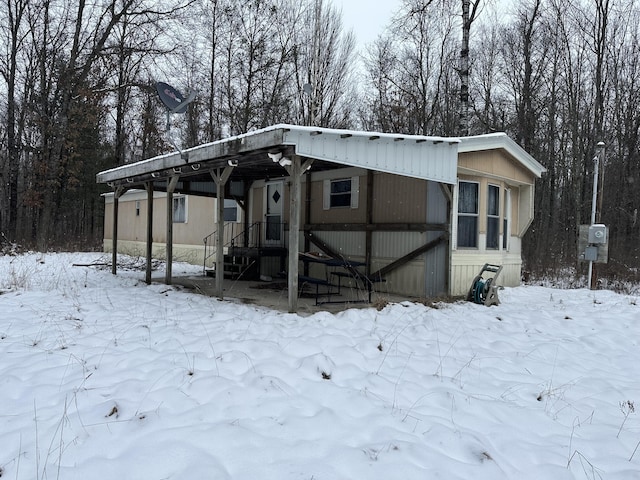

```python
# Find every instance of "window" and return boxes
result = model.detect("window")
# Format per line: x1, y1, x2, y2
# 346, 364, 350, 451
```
323, 177, 359, 209
173, 196, 186, 223
135, 200, 140, 217
487, 185, 500, 249
223, 199, 239, 222
330, 179, 352, 207
457, 181, 478, 248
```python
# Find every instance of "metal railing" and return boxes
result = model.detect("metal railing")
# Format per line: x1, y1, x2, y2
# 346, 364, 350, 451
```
203, 221, 285, 272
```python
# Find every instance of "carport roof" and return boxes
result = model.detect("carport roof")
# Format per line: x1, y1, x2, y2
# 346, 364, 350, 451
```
96, 124, 460, 188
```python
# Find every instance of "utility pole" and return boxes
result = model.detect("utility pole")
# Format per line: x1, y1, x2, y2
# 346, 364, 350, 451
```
588, 141, 605, 290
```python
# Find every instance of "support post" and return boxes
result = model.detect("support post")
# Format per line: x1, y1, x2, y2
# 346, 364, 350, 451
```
283, 157, 313, 313
210, 166, 234, 299
111, 187, 126, 275
365, 170, 374, 276
589, 141, 605, 290
287, 156, 302, 312
304, 172, 312, 276
165, 175, 180, 285
145, 182, 154, 285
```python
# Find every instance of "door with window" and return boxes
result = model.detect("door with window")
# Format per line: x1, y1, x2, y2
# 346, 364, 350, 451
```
265, 181, 284, 244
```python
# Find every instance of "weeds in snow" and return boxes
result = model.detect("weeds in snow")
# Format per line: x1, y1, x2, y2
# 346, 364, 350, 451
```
617, 400, 635, 438
567, 450, 604, 479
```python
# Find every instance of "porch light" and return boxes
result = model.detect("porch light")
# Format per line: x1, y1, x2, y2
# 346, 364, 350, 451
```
228, 159, 238, 167
279, 157, 292, 167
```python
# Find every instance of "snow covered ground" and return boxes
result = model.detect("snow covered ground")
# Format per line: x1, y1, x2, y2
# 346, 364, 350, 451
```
1, 252, 639, 479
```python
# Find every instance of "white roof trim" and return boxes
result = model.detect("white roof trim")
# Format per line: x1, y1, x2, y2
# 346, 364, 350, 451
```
457, 132, 546, 178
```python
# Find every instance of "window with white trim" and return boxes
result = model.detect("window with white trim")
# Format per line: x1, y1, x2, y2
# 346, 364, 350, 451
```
223, 199, 239, 222
457, 181, 478, 248
323, 177, 359, 209
487, 184, 500, 249
173, 196, 186, 223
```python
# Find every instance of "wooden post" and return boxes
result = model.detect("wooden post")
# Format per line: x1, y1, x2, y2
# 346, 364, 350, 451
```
210, 166, 234, 299
304, 172, 312, 276
145, 182, 154, 285
284, 157, 314, 313
365, 170, 374, 276
111, 187, 126, 275
165, 175, 179, 285
287, 156, 301, 313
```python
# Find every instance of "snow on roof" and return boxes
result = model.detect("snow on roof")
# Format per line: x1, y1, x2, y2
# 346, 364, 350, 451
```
97, 124, 460, 185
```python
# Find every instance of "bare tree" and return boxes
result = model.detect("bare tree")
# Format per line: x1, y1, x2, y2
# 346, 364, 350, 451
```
459, 0, 481, 135
364, 0, 458, 135
291, 0, 357, 128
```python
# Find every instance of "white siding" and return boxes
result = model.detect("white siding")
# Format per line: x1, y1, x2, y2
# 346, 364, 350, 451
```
450, 252, 523, 297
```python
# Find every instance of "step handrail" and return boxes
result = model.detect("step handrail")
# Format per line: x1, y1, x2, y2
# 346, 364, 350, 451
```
202, 221, 264, 273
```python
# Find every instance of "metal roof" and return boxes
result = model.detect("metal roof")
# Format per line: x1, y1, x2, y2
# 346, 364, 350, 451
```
96, 124, 460, 189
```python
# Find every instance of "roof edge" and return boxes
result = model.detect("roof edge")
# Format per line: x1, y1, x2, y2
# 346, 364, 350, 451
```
458, 133, 546, 178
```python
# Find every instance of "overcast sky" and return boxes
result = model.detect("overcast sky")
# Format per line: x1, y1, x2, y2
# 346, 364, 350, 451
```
336, 0, 402, 51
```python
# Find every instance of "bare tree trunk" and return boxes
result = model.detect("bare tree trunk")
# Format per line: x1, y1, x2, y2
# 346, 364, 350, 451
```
459, 0, 480, 136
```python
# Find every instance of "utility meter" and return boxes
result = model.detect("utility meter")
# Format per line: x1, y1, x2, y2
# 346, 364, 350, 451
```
588, 224, 607, 244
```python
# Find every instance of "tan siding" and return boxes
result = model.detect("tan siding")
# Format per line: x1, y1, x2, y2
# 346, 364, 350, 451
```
251, 185, 264, 223
459, 150, 533, 184
372, 173, 427, 223
307, 172, 367, 224
104, 201, 113, 239
104, 193, 216, 245
173, 195, 215, 244
511, 188, 520, 235
103, 240, 206, 266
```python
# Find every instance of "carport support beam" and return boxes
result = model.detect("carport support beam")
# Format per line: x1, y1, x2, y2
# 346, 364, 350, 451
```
285, 156, 314, 313
111, 187, 127, 275
165, 175, 180, 285
145, 182, 154, 285
211, 166, 234, 299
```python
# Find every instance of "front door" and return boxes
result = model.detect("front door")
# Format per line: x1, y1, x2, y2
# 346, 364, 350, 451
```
265, 181, 284, 244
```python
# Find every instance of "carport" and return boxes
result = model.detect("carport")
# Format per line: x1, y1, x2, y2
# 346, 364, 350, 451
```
96, 124, 459, 312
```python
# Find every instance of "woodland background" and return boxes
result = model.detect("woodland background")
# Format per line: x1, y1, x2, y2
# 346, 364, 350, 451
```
1, 0, 639, 281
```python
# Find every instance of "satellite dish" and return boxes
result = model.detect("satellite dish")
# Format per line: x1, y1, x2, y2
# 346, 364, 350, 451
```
155, 81, 195, 114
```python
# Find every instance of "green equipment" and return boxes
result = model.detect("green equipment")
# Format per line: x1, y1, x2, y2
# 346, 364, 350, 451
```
467, 263, 502, 306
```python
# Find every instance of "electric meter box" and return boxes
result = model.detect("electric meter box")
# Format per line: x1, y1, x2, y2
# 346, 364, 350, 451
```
584, 246, 599, 261
588, 224, 607, 244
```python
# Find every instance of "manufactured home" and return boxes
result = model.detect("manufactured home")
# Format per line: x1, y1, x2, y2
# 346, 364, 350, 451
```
97, 125, 545, 312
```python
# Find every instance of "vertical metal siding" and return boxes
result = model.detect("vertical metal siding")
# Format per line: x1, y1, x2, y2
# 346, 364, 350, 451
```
425, 181, 448, 297
312, 231, 366, 257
